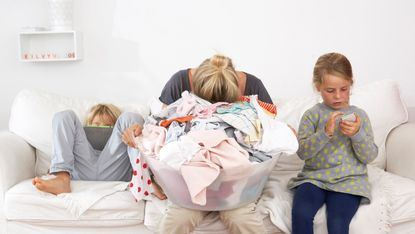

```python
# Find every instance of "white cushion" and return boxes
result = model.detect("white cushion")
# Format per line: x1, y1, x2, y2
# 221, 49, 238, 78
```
257, 166, 392, 233
4, 180, 144, 222
350, 79, 408, 168
275, 79, 408, 169
387, 172, 415, 227
8, 89, 150, 176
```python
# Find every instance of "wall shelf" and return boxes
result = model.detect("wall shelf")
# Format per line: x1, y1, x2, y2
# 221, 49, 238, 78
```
18, 30, 82, 62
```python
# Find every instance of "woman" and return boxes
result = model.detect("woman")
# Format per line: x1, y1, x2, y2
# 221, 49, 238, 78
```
123, 54, 272, 234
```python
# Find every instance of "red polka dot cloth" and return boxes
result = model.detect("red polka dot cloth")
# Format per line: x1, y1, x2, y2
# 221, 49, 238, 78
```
129, 153, 153, 201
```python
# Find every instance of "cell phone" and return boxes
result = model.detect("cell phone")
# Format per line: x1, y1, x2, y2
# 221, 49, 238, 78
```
341, 113, 356, 122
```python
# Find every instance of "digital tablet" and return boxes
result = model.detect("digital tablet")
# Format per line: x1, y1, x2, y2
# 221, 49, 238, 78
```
83, 126, 113, 151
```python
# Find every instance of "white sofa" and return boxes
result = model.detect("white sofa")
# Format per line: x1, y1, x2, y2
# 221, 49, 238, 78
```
1, 79, 415, 234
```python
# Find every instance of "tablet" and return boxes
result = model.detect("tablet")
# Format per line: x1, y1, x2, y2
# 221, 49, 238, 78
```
83, 126, 113, 151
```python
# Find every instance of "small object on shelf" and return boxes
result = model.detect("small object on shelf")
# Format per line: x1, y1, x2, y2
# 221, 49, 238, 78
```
18, 30, 82, 62
48, 0, 74, 31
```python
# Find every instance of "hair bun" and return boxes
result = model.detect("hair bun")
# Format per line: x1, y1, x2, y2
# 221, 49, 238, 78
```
210, 54, 232, 69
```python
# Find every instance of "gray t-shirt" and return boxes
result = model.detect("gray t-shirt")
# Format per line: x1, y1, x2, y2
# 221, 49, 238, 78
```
159, 69, 273, 105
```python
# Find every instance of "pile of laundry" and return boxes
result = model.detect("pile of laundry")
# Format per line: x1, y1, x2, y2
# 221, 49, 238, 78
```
131, 91, 298, 207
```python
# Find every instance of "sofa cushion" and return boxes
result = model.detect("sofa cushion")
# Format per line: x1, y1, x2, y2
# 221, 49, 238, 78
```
387, 171, 415, 229
275, 79, 408, 170
350, 79, 408, 168
8, 89, 150, 176
5, 179, 144, 222
256, 165, 392, 233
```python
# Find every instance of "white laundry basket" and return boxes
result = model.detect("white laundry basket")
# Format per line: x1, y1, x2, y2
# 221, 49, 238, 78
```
145, 155, 279, 211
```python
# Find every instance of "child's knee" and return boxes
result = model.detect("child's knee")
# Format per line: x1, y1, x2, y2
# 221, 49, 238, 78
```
53, 110, 77, 125
117, 112, 144, 125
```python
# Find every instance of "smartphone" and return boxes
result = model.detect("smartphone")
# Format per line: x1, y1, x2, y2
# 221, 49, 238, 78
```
341, 113, 356, 122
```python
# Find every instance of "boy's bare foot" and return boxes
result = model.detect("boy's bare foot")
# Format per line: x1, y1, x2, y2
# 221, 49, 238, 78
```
32, 172, 71, 195
152, 182, 167, 200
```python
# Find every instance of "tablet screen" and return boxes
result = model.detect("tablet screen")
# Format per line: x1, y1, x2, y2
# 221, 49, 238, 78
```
83, 126, 113, 151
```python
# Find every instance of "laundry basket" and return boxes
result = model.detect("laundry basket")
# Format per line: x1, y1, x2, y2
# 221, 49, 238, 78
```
145, 155, 279, 211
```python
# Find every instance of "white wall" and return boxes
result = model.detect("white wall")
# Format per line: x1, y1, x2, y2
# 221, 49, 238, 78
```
1, 0, 414, 130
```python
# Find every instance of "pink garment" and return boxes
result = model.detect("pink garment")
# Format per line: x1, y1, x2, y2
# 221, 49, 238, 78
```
192, 102, 229, 118
180, 130, 251, 205
176, 92, 197, 116
130, 124, 167, 201
134, 124, 166, 156
175, 91, 229, 118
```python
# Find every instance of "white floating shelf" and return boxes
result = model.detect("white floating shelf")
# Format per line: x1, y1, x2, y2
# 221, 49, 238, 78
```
18, 30, 83, 62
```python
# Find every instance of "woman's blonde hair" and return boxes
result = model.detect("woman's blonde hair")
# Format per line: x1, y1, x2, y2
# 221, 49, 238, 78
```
313, 52, 354, 89
192, 54, 240, 103
86, 104, 122, 126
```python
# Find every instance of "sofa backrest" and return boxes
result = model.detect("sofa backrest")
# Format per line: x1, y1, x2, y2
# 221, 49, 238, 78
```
9, 89, 149, 176
274, 79, 408, 170
8, 79, 408, 176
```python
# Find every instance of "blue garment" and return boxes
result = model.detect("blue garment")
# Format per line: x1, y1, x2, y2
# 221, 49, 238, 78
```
165, 121, 186, 144
292, 183, 361, 234
49, 110, 144, 181
215, 102, 252, 114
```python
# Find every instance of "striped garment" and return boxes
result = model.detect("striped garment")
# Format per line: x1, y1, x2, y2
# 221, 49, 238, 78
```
239, 96, 277, 115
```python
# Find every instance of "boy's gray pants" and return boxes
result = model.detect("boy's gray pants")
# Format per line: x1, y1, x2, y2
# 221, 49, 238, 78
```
49, 110, 144, 181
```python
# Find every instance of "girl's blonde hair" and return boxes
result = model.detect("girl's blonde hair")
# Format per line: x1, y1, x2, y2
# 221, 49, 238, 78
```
86, 104, 121, 126
313, 52, 354, 89
192, 54, 240, 103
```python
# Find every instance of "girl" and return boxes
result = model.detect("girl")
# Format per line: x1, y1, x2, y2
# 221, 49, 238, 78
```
287, 52, 378, 234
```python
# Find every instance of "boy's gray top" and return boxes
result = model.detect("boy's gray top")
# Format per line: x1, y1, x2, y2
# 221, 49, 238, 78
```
288, 103, 378, 203
159, 69, 273, 105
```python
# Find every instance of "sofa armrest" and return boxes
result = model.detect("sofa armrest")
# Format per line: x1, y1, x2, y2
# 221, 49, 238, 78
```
0, 131, 35, 194
386, 122, 415, 180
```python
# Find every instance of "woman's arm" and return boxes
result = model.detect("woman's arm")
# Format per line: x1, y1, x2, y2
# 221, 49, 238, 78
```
159, 69, 191, 105
243, 73, 273, 104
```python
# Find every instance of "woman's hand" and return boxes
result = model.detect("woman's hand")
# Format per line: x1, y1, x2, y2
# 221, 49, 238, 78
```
122, 124, 143, 148
325, 111, 344, 137
339, 114, 361, 137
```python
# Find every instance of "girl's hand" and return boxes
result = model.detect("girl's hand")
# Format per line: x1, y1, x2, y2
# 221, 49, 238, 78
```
122, 124, 143, 148
339, 114, 361, 137
325, 111, 344, 137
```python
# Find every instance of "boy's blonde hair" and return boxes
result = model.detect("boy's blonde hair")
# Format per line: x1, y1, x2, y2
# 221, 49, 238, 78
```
192, 54, 240, 103
313, 52, 354, 89
86, 104, 121, 126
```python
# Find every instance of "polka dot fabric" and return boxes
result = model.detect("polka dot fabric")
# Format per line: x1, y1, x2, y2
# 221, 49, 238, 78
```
129, 153, 153, 201
287, 103, 378, 203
